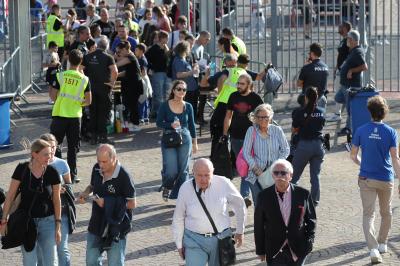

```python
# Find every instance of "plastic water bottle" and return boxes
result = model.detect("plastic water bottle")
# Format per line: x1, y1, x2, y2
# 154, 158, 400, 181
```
174, 116, 181, 131
209, 61, 216, 76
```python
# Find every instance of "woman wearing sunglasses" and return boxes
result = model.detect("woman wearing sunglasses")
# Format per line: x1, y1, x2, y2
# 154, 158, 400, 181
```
242, 104, 290, 207
156, 80, 198, 201
0, 139, 61, 265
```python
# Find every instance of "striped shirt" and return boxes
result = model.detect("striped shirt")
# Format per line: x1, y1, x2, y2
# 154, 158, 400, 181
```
242, 125, 290, 184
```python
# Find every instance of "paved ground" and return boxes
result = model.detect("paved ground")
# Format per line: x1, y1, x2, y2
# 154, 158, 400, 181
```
0, 86, 399, 265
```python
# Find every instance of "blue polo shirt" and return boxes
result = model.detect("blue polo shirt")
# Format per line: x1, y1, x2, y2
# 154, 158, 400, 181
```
298, 59, 329, 97
340, 45, 366, 87
352, 122, 398, 181
111, 36, 138, 53
88, 162, 136, 237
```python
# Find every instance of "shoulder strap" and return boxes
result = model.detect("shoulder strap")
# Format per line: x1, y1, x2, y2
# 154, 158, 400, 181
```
192, 179, 219, 234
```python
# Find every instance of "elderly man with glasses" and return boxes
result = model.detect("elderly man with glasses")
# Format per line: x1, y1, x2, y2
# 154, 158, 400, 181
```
254, 159, 316, 266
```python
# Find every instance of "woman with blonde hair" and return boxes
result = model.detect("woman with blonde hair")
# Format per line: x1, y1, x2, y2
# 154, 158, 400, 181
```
0, 139, 61, 265
242, 104, 290, 207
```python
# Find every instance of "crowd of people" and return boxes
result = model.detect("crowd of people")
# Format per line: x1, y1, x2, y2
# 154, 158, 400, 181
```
0, 0, 399, 266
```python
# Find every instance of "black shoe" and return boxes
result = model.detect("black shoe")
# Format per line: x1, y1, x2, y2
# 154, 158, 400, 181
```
337, 127, 351, 137
73, 178, 81, 184
162, 188, 170, 202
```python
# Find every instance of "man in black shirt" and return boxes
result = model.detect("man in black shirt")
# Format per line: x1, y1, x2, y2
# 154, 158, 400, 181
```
78, 144, 136, 265
336, 30, 368, 136
145, 30, 170, 118
326, 21, 352, 123
94, 8, 114, 39
297, 43, 329, 110
69, 26, 91, 56
82, 38, 118, 145
222, 73, 263, 207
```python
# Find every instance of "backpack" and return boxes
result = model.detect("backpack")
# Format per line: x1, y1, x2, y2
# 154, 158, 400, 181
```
262, 64, 283, 95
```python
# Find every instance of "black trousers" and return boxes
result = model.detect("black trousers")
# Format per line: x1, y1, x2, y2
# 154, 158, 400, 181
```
122, 91, 140, 125
89, 87, 112, 139
50, 117, 80, 182
197, 94, 207, 121
184, 89, 199, 121
267, 246, 306, 266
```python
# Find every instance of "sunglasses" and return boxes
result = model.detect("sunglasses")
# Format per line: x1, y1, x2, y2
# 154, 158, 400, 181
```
175, 87, 187, 92
273, 171, 288, 176
256, 116, 270, 121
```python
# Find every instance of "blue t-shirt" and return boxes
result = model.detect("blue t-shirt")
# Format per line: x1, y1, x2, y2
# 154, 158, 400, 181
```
30, 0, 43, 20
340, 46, 366, 87
171, 56, 198, 92
111, 36, 138, 53
352, 122, 398, 181
50, 157, 70, 184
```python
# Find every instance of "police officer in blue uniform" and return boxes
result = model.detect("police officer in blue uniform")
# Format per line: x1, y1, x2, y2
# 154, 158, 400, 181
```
290, 87, 326, 206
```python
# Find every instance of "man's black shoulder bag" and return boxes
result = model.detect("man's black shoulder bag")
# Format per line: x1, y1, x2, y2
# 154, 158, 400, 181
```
192, 179, 236, 266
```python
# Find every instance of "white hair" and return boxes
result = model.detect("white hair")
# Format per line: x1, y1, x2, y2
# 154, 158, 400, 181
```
271, 159, 293, 174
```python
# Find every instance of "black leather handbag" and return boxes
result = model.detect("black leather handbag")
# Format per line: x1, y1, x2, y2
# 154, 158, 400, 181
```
192, 180, 236, 265
161, 129, 182, 148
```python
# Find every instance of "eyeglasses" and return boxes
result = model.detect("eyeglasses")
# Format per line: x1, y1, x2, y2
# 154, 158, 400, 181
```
273, 171, 288, 176
256, 116, 270, 121
175, 87, 187, 92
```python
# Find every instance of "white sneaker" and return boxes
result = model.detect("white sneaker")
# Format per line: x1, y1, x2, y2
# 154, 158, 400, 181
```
130, 125, 141, 132
370, 248, 383, 264
326, 113, 342, 122
378, 243, 387, 253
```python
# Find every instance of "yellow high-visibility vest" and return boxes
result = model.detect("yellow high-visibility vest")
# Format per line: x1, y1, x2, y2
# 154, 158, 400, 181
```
232, 36, 246, 55
52, 70, 89, 118
214, 67, 247, 107
46, 14, 64, 48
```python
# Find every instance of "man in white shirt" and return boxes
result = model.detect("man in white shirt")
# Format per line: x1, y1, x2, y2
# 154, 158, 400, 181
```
172, 158, 246, 265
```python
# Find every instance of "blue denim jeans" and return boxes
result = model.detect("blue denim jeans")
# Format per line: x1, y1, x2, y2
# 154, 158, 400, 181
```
22, 215, 57, 266
161, 129, 192, 199
291, 139, 325, 204
37, 214, 70, 266
58, 214, 71, 266
231, 138, 251, 199
249, 180, 263, 208
150, 72, 170, 116
138, 99, 150, 120
86, 232, 127, 266
183, 228, 233, 266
